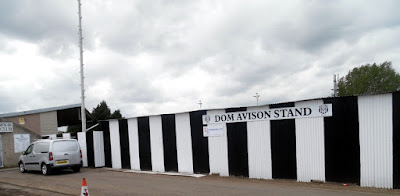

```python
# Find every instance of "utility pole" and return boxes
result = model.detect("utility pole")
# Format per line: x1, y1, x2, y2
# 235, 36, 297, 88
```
198, 100, 202, 109
78, 0, 86, 132
253, 93, 260, 106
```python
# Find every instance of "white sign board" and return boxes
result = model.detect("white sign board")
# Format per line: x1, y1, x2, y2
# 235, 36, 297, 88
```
203, 126, 224, 137
203, 104, 333, 124
0, 122, 13, 132
14, 134, 30, 153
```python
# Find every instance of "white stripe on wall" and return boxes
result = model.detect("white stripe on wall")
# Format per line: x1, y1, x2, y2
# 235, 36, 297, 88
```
175, 113, 194, 174
128, 118, 141, 170
77, 132, 88, 167
149, 116, 165, 172
295, 100, 326, 182
207, 109, 229, 176
62, 133, 71, 139
93, 131, 105, 167
247, 106, 272, 180
109, 120, 122, 169
359, 94, 393, 189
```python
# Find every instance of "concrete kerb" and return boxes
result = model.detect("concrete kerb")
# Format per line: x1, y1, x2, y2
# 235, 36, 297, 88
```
0, 167, 18, 172
102, 168, 206, 178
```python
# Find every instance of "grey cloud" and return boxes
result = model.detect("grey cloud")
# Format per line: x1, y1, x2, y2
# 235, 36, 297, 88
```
0, 1, 93, 58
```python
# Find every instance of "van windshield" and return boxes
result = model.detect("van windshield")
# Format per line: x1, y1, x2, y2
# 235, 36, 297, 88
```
52, 141, 79, 152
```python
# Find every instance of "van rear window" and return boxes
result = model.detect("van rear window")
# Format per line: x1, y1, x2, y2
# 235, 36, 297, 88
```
53, 141, 79, 152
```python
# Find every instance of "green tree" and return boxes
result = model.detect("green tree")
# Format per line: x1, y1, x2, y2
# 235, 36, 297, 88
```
92, 100, 111, 120
338, 61, 400, 96
67, 100, 123, 133
110, 109, 123, 119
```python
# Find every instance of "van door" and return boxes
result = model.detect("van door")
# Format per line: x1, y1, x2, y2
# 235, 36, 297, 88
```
0, 135, 3, 167
31, 143, 48, 171
23, 144, 35, 170
52, 140, 81, 165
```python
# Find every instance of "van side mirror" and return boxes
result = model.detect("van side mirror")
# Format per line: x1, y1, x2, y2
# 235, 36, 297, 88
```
22, 152, 26, 155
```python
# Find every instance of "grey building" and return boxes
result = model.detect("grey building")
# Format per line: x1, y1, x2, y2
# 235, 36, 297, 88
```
0, 104, 94, 167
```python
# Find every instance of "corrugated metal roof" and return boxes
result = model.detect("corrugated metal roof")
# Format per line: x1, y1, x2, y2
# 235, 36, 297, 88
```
103, 90, 400, 120
0, 103, 81, 118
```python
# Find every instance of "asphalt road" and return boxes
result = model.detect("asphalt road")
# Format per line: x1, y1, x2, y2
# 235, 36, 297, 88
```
0, 167, 399, 195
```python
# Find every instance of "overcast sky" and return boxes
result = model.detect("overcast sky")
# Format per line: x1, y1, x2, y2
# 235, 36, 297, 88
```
1, 0, 399, 118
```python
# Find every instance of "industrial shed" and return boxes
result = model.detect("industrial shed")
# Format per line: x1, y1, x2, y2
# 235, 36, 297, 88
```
79, 91, 400, 189
0, 104, 95, 167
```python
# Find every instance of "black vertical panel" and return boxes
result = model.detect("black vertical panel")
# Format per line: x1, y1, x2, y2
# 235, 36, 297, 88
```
393, 92, 400, 189
100, 121, 112, 168
138, 117, 152, 171
324, 97, 360, 184
161, 114, 178, 172
270, 102, 297, 180
190, 110, 210, 174
226, 107, 248, 177
86, 131, 95, 167
119, 119, 131, 169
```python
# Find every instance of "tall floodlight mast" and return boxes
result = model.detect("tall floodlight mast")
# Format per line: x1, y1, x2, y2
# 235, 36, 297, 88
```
253, 93, 260, 106
78, 0, 86, 132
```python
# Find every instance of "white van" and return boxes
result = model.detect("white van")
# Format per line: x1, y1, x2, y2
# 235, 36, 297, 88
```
18, 139, 82, 175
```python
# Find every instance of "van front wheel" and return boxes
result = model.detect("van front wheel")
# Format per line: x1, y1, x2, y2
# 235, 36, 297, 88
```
19, 162, 26, 173
41, 164, 51, 175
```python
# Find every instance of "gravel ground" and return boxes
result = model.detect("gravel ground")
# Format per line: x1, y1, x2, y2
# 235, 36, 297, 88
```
1, 167, 400, 195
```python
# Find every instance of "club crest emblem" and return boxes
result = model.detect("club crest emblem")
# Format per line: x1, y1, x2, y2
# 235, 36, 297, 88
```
204, 115, 211, 123
319, 104, 329, 114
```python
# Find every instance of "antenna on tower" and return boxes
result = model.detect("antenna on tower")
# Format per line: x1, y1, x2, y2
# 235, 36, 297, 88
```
198, 100, 202, 109
78, 0, 86, 132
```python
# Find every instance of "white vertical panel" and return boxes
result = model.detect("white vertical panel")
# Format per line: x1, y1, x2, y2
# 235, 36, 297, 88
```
128, 118, 141, 170
149, 116, 165, 172
175, 113, 194, 173
77, 132, 88, 167
295, 100, 326, 182
93, 131, 105, 167
247, 106, 272, 180
207, 110, 229, 176
109, 120, 122, 169
62, 133, 71, 139
359, 94, 393, 189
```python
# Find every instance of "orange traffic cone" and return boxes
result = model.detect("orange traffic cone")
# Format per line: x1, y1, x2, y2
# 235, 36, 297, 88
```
81, 178, 90, 196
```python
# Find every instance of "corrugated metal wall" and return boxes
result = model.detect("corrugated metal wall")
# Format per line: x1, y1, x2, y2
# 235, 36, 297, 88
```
295, 100, 325, 182
207, 109, 229, 176
128, 118, 141, 170
149, 116, 165, 172
93, 131, 105, 167
247, 106, 272, 180
109, 120, 122, 169
358, 94, 393, 188
175, 113, 194, 173
82, 92, 400, 189
77, 132, 88, 167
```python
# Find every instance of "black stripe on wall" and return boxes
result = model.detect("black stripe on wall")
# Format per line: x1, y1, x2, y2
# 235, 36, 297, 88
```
161, 114, 178, 172
226, 107, 249, 177
270, 102, 297, 180
393, 92, 400, 189
100, 121, 112, 168
119, 119, 131, 169
138, 117, 152, 171
323, 97, 360, 184
190, 110, 210, 174
86, 131, 94, 167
